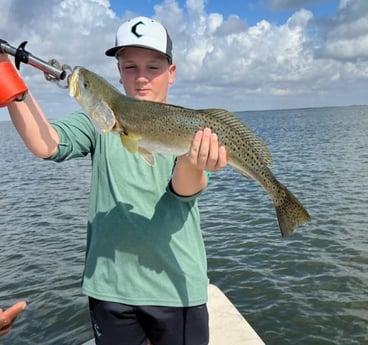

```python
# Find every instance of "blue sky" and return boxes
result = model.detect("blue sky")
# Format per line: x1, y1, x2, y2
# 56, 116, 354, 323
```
1, 0, 368, 121
109, 0, 340, 25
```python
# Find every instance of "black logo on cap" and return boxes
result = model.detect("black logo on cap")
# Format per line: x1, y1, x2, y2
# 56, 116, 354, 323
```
131, 21, 144, 38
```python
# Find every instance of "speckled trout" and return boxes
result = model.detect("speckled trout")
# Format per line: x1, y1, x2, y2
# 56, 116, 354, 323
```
68, 66, 310, 236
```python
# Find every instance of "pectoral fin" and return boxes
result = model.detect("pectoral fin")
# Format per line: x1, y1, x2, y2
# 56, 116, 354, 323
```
90, 101, 116, 134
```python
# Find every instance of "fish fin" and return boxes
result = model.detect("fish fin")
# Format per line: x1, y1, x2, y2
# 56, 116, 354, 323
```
274, 183, 311, 237
120, 133, 140, 153
90, 101, 116, 134
232, 164, 253, 179
138, 147, 156, 166
200, 109, 273, 167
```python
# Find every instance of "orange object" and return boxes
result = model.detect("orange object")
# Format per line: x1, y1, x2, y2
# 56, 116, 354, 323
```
0, 60, 28, 107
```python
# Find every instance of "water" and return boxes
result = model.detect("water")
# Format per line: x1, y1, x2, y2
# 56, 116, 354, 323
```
1, 106, 367, 345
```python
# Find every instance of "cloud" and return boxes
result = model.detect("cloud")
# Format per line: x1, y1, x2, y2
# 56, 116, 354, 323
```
312, 0, 368, 61
1, 0, 368, 121
268, 0, 328, 11
1, 0, 122, 119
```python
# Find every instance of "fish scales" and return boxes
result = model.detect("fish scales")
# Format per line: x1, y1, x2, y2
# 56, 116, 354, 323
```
68, 66, 311, 236
112, 100, 273, 169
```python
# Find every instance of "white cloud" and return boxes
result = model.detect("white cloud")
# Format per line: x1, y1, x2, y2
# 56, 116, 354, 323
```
186, 0, 207, 13
1, 0, 368, 121
313, 0, 368, 60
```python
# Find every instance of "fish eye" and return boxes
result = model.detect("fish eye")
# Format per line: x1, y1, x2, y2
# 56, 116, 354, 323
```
83, 81, 89, 89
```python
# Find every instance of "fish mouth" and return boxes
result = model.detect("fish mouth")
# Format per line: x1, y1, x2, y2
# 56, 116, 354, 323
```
67, 67, 80, 98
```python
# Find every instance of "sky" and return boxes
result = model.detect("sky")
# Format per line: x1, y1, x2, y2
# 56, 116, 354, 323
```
1, 0, 368, 121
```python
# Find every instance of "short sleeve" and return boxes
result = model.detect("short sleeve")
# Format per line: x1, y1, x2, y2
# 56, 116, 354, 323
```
46, 111, 97, 162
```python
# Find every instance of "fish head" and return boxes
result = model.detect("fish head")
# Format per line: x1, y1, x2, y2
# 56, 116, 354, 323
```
67, 66, 116, 134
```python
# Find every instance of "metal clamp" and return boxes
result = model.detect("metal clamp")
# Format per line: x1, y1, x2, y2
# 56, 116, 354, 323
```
45, 59, 72, 88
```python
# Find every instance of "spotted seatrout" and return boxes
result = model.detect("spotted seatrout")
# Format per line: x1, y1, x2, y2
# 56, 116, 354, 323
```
68, 66, 310, 236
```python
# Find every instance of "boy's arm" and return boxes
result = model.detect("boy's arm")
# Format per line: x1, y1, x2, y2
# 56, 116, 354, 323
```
0, 54, 59, 158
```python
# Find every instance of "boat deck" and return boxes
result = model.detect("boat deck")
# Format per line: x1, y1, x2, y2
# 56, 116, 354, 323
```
207, 284, 264, 345
82, 284, 265, 345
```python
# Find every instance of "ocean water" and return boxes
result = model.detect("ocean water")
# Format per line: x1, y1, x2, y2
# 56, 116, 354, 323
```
0, 106, 367, 345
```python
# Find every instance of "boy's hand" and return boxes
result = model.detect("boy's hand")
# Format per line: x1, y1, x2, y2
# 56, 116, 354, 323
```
187, 128, 227, 171
0, 301, 27, 336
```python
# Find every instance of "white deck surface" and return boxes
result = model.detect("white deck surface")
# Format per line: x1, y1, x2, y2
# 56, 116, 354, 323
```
82, 284, 265, 345
207, 284, 265, 345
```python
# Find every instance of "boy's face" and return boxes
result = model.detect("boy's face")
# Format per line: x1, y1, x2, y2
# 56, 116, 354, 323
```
117, 47, 176, 103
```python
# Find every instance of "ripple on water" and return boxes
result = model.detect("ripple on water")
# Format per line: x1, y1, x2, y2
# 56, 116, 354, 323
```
1, 107, 368, 345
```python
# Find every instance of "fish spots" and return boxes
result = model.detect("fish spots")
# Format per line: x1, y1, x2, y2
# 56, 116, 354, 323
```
70, 66, 310, 236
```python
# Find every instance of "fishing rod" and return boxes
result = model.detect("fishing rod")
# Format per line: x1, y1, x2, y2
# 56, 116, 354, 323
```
0, 38, 71, 87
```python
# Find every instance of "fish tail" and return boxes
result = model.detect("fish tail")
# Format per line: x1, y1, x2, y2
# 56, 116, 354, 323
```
274, 184, 311, 237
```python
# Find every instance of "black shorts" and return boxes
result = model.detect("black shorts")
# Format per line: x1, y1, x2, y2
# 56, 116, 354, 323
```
88, 297, 209, 345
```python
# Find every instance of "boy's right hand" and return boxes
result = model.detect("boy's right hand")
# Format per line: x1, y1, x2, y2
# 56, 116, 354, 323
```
0, 52, 11, 62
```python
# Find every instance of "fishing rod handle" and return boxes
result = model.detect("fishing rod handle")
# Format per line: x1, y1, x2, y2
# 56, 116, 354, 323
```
0, 60, 28, 107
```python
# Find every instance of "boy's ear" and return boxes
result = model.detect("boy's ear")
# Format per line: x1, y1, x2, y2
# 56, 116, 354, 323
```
169, 64, 176, 85
117, 62, 123, 84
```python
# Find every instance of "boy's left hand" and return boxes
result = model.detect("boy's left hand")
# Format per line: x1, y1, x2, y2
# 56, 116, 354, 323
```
188, 128, 227, 171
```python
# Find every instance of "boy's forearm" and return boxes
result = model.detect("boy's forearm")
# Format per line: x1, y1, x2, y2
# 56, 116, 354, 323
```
171, 156, 208, 196
1, 53, 60, 158
8, 91, 59, 158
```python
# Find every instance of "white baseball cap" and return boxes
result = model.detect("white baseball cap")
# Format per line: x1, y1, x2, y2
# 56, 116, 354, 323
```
105, 16, 173, 63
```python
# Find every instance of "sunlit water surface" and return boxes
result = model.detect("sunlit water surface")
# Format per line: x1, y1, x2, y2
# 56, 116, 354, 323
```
1, 106, 367, 345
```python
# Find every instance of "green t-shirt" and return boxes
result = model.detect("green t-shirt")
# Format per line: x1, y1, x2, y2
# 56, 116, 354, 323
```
49, 111, 208, 307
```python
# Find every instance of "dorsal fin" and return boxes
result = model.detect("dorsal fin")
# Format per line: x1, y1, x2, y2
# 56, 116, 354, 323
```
199, 109, 272, 167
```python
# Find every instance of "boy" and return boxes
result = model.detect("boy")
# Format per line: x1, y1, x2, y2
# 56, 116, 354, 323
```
1, 16, 227, 345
